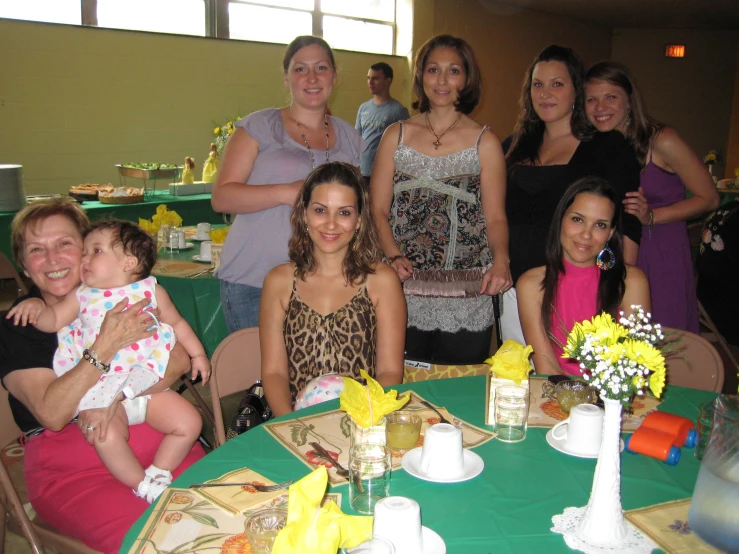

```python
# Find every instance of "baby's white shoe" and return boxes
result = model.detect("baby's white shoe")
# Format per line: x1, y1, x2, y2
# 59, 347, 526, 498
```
133, 465, 173, 503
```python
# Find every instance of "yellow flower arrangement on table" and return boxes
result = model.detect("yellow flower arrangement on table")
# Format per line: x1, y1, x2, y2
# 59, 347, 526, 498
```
213, 116, 245, 154
703, 150, 717, 165
562, 307, 667, 404
208, 225, 230, 245
138, 204, 183, 234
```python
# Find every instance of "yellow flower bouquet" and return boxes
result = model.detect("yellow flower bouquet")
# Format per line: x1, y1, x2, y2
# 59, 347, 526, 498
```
213, 115, 244, 154
208, 225, 230, 244
562, 307, 667, 404
703, 150, 717, 165
138, 204, 183, 234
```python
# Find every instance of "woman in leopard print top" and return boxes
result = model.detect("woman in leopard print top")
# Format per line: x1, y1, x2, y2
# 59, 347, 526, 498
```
260, 162, 406, 417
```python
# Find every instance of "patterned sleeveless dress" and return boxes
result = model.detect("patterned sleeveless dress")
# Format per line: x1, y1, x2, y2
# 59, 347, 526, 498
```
389, 122, 494, 332
283, 280, 377, 405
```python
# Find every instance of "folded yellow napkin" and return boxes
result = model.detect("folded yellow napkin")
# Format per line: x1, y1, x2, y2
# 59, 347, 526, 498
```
484, 339, 533, 384
273, 467, 371, 553
192, 467, 285, 515
209, 225, 230, 244
340, 369, 409, 428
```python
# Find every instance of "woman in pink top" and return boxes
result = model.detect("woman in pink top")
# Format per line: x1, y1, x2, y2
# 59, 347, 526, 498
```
517, 176, 651, 375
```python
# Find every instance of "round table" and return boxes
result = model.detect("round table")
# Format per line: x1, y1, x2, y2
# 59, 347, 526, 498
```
120, 376, 715, 553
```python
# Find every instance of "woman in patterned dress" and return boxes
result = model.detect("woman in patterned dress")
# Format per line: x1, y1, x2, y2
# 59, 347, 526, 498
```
371, 35, 510, 364
260, 162, 405, 417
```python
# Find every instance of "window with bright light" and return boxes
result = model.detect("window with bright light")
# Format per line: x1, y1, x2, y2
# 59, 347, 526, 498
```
228, 3, 311, 45
0, 0, 81, 25
0, 0, 402, 56
97, 0, 206, 37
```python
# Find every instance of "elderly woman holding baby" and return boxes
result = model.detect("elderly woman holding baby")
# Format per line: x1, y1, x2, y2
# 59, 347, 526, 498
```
0, 198, 204, 553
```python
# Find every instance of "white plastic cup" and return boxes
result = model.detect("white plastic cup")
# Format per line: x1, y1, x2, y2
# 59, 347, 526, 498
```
199, 240, 213, 262
177, 229, 186, 248
373, 497, 423, 554
196, 222, 211, 239
551, 403, 604, 455
420, 423, 464, 479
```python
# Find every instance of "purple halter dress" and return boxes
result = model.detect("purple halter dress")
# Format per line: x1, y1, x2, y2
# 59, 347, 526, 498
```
637, 162, 699, 332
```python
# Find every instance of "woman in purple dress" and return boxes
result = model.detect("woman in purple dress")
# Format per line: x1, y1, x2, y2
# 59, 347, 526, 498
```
584, 61, 719, 332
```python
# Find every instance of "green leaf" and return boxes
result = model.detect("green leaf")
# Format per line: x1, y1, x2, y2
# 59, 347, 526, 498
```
189, 513, 219, 528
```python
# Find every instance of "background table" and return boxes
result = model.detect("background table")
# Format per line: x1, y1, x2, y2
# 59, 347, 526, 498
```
120, 376, 716, 554
0, 190, 222, 265
153, 242, 226, 357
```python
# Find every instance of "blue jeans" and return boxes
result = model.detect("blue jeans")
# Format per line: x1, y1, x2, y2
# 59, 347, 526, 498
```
220, 280, 262, 333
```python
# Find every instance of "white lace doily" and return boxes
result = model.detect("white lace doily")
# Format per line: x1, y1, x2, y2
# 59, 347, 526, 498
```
552, 507, 658, 554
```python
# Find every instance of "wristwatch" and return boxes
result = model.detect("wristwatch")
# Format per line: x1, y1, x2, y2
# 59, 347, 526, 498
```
82, 348, 111, 374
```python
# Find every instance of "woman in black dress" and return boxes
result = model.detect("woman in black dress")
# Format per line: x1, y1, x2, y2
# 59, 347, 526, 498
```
501, 45, 642, 345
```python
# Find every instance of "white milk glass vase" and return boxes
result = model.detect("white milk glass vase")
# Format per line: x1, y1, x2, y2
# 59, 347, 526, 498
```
576, 397, 628, 543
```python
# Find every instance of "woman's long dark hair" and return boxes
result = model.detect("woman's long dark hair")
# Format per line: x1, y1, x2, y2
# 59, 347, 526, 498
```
585, 61, 664, 167
541, 176, 626, 335
289, 162, 383, 285
506, 45, 594, 169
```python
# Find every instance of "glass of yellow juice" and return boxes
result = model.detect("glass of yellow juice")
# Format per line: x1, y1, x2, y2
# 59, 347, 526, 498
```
385, 411, 422, 454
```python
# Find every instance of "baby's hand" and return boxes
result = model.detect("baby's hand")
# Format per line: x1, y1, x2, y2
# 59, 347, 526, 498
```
6, 298, 45, 327
191, 355, 211, 385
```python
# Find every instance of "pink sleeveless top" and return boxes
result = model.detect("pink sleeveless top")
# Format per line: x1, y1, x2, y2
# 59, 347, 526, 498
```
550, 260, 600, 376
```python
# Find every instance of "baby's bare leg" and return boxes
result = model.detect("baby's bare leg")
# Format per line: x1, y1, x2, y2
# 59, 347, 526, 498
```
93, 404, 145, 488
146, 390, 202, 471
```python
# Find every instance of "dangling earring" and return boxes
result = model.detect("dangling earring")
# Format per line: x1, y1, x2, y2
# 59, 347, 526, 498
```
352, 228, 359, 252
625, 108, 631, 127
596, 243, 615, 270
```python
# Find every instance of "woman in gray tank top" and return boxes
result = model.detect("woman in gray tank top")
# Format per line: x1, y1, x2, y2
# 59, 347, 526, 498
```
370, 35, 511, 365
212, 36, 363, 332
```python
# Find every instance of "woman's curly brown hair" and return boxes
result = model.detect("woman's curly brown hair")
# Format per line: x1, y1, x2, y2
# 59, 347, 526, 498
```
289, 162, 383, 285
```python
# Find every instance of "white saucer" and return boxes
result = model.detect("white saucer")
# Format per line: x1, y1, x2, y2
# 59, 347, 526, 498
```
192, 255, 211, 263
191, 234, 211, 241
167, 242, 194, 250
546, 428, 625, 459
401, 448, 484, 483
421, 526, 446, 553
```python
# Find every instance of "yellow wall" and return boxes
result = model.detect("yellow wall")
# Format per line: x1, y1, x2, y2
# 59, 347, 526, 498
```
0, 19, 410, 194
612, 29, 739, 179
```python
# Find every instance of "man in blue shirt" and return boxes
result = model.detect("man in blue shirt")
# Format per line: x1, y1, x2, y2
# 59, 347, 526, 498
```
355, 62, 410, 182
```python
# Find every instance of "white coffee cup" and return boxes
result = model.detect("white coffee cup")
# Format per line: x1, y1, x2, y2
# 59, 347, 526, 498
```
551, 403, 604, 455
199, 240, 212, 262
373, 497, 423, 554
196, 222, 211, 239
420, 423, 464, 479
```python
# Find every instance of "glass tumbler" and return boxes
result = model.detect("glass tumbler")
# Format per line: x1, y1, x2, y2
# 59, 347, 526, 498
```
695, 400, 715, 460
494, 385, 530, 443
244, 507, 287, 554
348, 443, 391, 514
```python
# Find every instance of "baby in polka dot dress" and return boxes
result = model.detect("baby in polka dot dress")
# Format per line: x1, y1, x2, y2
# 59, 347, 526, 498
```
8, 220, 211, 503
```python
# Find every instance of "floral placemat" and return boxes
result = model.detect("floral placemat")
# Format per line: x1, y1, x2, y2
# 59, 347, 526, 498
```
527, 377, 661, 431
625, 498, 725, 553
191, 467, 288, 515
264, 391, 497, 486
128, 481, 341, 554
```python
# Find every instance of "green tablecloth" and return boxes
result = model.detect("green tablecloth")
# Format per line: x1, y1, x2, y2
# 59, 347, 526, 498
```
153, 245, 225, 357
119, 376, 716, 553
0, 190, 221, 265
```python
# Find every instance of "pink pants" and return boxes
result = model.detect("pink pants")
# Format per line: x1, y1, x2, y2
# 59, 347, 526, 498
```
24, 422, 205, 554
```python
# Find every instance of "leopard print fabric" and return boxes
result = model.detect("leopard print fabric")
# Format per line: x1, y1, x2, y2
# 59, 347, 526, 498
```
283, 281, 377, 405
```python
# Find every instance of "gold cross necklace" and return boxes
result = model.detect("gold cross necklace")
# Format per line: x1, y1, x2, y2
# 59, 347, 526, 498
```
425, 112, 462, 150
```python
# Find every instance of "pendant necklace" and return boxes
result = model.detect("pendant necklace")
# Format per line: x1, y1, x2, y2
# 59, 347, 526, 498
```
290, 108, 330, 169
425, 112, 462, 150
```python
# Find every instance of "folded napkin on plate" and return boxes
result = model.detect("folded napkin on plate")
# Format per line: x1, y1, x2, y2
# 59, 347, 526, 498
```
192, 467, 286, 515
209, 226, 230, 244
340, 369, 409, 428
484, 339, 533, 384
273, 467, 371, 553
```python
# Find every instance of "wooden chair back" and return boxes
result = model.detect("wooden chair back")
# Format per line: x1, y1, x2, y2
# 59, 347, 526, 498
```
0, 388, 100, 554
663, 327, 725, 392
209, 327, 262, 447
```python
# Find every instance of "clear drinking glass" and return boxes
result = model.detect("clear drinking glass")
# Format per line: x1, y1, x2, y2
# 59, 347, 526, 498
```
494, 385, 530, 443
348, 443, 391, 514
695, 400, 715, 460
244, 507, 287, 554
385, 411, 422, 454
340, 534, 395, 553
